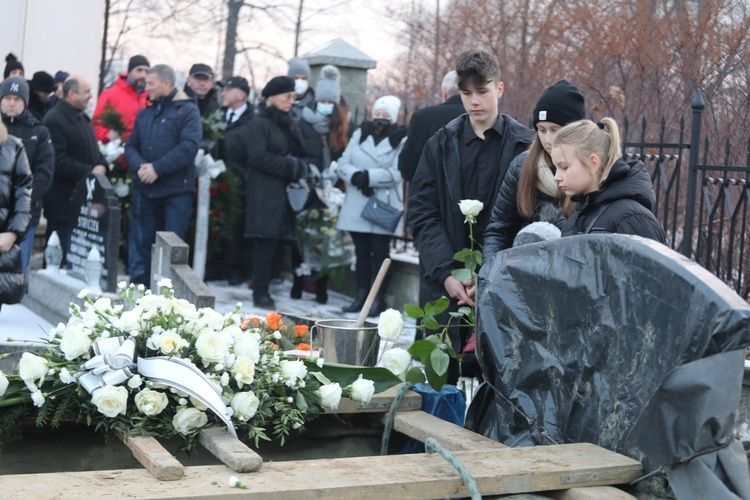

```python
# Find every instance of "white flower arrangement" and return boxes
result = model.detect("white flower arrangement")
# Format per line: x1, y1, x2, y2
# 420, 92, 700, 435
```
0, 283, 397, 452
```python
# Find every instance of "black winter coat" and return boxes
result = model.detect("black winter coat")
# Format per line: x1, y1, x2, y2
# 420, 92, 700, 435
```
244, 104, 307, 239
409, 113, 533, 349
483, 151, 565, 260
561, 158, 666, 242
0, 136, 32, 304
398, 94, 465, 182
43, 99, 106, 224
218, 106, 254, 181
3, 109, 54, 226
184, 85, 221, 119
298, 107, 345, 170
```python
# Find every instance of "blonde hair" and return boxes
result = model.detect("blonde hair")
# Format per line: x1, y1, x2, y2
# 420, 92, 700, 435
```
552, 117, 621, 186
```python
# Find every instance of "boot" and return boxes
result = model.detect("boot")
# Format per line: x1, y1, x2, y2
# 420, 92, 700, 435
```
290, 274, 303, 299
253, 290, 276, 309
343, 288, 368, 313
369, 291, 388, 316
315, 276, 328, 304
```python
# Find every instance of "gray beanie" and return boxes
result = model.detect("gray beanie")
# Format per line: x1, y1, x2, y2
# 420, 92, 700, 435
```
288, 57, 311, 79
0, 77, 30, 106
315, 65, 341, 104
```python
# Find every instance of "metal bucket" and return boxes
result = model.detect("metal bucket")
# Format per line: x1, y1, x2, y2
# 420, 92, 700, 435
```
312, 319, 380, 366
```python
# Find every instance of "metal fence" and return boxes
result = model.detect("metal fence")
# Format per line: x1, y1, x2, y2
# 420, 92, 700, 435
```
622, 92, 750, 298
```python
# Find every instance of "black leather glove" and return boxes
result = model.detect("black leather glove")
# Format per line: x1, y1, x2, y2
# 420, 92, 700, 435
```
291, 157, 308, 182
350, 170, 369, 189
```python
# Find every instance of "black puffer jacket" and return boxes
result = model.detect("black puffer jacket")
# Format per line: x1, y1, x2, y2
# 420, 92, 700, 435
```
561, 158, 666, 242
0, 136, 33, 304
244, 103, 307, 240
3, 109, 54, 226
483, 151, 566, 261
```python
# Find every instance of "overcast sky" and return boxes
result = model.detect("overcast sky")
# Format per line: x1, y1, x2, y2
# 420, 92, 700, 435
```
113, 0, 413, 86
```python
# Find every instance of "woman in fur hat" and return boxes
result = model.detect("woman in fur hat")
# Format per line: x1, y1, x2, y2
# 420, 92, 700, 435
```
483, 80, 586, 262
336, 95, 407, 315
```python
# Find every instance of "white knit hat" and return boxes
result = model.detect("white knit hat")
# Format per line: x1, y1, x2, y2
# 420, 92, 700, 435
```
372, 95, 401, 123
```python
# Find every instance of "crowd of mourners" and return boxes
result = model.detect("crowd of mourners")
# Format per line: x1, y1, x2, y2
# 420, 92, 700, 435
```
0, 49, 665, 348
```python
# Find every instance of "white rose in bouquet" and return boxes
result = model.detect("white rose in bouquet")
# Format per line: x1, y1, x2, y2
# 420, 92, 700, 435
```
382, 347, 412, 378
92, 385, 128, 418
168, 298, 197, 319
349, 375, 375, 403
115, 306, 144, 332
378, 309, 404, 341
316, 383, 342, 410
458, 199, 484, 217
18, 352, 48, 389
195, 330, 230, 365
231, 391, 260, 420
59, 325, 93, 361
0, 370, 9, 397
231, 356, 256, 386
184, 308, 226, 336
233, 333, 260, 363
134, 389, 169, 416
151, 330, 188, 355
172, 407, 208, 435
280, 360, 307, 382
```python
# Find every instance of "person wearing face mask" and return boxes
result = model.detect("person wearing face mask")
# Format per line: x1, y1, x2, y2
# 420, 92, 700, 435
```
288, 57, 315, 118
295, 65, 351, 304
336, 95, 407, 315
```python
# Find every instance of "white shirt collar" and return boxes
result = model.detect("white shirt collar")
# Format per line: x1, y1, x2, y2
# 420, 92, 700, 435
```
226, 103, 248, 122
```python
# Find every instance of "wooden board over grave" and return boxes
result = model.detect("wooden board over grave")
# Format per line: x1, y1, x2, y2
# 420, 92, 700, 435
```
67, 172, 120, 292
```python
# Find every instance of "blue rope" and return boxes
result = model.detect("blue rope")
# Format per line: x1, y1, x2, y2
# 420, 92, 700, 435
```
425, 437, 482, 500
380, 382, 413, 455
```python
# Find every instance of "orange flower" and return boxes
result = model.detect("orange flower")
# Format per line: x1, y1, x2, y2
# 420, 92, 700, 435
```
240, 317, 261, 330
296, 343, 312, 351
293, 325, 309, 338
266, 312, 282, 331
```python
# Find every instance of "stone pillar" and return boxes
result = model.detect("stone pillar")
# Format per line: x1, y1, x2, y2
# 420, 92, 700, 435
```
301, 38, 376, 126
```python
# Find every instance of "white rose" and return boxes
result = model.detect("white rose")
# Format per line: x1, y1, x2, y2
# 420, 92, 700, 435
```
232, 356, 256, 386
127, 374, 143, 389
231, 391, 260, 420
184, 308, 226, 336
31, 390, 46, 407
169, 298, 197, 319
189, 396, 208, 411
233, 333, 260, 363
0, 371, 9, 397
152, 330, 188, 355
172, 407, 207, 435
349, 375, 375, 403
134, 389, 168, 416
316, 383, 342, 410
280, 359, 307, 382
92, 385, 128, 418
59, 326, 93, 361
382, 347, 412, 377
18, 352, 48, 388
115, 307, 144, 332
378, 309, 404, 341
195, 330, 230, 365
458, 199, 484, 217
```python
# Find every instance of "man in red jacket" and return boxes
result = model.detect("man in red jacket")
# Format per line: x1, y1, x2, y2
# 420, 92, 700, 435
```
93, 55, 150, 142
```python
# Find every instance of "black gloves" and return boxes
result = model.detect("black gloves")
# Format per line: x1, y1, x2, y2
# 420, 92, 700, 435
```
350, 170, 373, 196
290, 157, 308, 182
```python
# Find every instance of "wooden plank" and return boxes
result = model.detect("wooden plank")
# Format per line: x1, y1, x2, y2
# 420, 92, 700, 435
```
115, 431, 184, 481
373, 410, 507, 451
0, 443, 641, 499
549, 486, 637, 499
329, 383, 422, 413
198, 426, 263, 472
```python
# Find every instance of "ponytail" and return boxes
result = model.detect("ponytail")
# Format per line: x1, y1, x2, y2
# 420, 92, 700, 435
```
0, 120, 6, 144
552, 117, 621, 188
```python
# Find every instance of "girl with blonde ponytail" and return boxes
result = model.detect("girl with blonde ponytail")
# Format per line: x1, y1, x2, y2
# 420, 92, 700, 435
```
551, 118, 666, 242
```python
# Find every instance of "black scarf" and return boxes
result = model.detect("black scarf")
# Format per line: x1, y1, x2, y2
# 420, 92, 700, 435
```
359, 120, 408, 148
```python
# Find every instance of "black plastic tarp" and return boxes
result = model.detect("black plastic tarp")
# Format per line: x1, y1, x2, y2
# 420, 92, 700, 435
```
466, 234, 750, 498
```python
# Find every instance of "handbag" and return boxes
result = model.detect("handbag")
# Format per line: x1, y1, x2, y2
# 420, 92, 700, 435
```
359, 170, 403, 233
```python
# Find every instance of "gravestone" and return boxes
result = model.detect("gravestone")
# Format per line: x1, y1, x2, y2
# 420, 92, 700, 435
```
67, 172, 120, 292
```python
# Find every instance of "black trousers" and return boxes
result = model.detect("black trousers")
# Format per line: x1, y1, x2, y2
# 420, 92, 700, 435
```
349, 231, 392, 291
